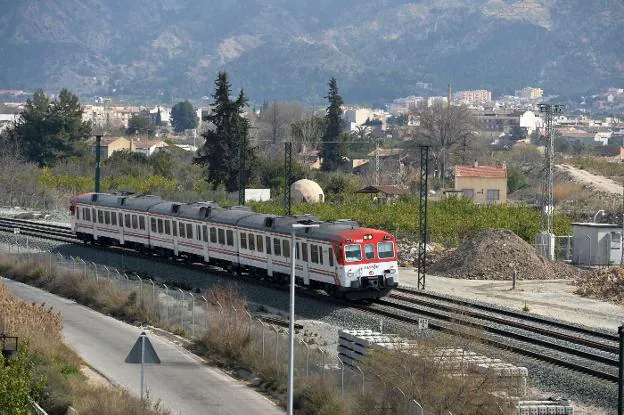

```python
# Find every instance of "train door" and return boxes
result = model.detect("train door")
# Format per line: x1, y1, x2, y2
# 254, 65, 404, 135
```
201, 225, 209, 262
118, 212, 125, 245
265, 235, 273, 277
300, 241, 310, 285
172, 220, 179, 255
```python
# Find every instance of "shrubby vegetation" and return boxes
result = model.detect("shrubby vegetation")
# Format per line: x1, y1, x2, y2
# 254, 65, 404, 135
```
250, 197, 571, 245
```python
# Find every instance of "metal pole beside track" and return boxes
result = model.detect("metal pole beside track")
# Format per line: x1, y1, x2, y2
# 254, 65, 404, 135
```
619, 323, 624, 415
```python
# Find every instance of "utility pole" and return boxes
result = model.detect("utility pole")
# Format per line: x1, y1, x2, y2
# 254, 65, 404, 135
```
284, 141, 292, 215
417, 145, 430, 290
375, 136, 382, 185
95, 134, 102, 193
239, 131, 246, 205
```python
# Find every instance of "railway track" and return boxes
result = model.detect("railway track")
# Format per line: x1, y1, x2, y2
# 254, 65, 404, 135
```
0, 216, 620, 383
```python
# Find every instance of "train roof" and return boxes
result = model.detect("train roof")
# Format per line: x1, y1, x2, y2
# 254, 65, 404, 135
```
74, 193, 164, 211
148, 201, 222, 220
209, 206, 257, 225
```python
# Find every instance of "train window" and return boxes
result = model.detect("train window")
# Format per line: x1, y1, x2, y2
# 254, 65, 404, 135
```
226, 230, 234, 246
118, 213, 123, 226
104, 211, 110, 225
364, 244, 375, 260
319, 247, 323, 265
158, 219, 164, 234
151, 218, 157, 232
377, 242, 394, 259
310, 245, 319, 263
196, 225, 201, 240
202, 225, 208, 242
111, 212, 117, 226
283, 240, 290, 258
91, 208, 96, 222
249, 233, 255, 251
125, 214, 131, 228
240, 233, 247, 249
98, 210, 104, 224
295, 242, 300, 260
218, 228, 225, 245
165, 221, 171, 235
132, 215, 138, 229
179, 222, 186, 238
82, 208, 88, 221
76, 207, 80, 220
344, 244, 362, 262
256, 235, 263, 252
139, 216, 145, 230
328, 248, 334, 267
210, 227, 217, 243
266, 236, 272, 254
302, 243, 308, 262
186, 224, 193, 239
273, 238, 281, 256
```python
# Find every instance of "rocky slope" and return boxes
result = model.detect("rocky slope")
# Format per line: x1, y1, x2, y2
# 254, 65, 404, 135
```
1, 0, 622, 102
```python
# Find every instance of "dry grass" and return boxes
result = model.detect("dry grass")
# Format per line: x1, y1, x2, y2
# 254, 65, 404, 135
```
0, 261, 168, 415
553, 182, 587, 203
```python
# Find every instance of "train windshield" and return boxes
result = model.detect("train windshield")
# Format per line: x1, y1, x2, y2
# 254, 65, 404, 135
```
377, 242, 395, 259
344, 244, 362, 262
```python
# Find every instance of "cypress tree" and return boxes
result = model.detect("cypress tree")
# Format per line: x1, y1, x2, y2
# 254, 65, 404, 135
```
195, 72, 255, 192
320, 77, 344, 171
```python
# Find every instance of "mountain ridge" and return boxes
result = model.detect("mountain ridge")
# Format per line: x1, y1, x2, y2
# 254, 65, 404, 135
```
1, 0, 622, 102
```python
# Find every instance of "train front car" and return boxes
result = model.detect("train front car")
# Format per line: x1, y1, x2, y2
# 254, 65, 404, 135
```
334, 227, 399, 300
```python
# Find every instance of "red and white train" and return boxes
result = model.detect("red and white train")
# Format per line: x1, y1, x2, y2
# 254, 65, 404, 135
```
70, 192, 399, 299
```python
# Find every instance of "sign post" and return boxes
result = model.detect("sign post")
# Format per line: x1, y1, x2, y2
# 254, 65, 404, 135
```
125, 331, 160, 400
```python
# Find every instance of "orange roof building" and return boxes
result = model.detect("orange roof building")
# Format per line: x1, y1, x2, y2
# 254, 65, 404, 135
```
454, 163, 507, 204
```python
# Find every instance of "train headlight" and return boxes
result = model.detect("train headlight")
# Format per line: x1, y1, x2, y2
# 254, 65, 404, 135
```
347, 270, 354, 277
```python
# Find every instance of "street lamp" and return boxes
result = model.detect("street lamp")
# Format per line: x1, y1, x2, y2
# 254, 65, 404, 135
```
593, 209, 606, 223
288, 222, 319, 415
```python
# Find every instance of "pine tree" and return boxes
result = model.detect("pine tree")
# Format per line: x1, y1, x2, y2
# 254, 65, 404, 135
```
195, 72, 255, 192
9, 88, 91, 166
320, 77, 344, 171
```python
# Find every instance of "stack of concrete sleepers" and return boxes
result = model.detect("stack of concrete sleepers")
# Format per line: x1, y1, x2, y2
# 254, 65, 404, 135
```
338, 329, 528, 397
516, 400, 574, 414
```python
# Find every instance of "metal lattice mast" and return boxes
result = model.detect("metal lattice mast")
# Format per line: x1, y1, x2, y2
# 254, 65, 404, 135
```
538, 104, 564, 234
417, 146, 430, 290
375, 137, 381, 185
284, 141, 292, 215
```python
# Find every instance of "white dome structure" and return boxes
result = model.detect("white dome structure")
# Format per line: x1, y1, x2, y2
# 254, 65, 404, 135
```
291, 179, 325, 203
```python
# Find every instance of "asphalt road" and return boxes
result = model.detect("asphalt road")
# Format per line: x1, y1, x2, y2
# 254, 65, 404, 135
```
2, 277, 283, 415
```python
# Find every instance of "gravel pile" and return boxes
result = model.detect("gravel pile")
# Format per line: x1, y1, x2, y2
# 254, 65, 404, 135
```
397, 239, 448, 267
428, 229, 584, 280
573, 268, 624, 305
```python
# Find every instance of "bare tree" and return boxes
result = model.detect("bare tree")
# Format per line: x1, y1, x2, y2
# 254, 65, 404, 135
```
291, 111, 325, 155
252, 102, 305, 156
410, 102, 479, 183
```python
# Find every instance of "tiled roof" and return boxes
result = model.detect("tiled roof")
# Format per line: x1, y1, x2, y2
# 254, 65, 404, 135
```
455, 165, 507, 178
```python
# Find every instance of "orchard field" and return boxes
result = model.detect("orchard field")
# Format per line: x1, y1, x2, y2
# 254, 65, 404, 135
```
250, 197, 572, 246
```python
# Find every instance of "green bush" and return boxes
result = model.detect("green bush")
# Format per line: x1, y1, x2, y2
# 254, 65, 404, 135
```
0, 343, 44, 415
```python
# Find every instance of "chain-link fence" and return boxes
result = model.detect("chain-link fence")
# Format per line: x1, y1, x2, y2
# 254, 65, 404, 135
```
0, 241, 439, 414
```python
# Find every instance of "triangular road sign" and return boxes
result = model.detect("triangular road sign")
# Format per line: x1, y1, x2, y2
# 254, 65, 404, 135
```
125, 332, 161, 364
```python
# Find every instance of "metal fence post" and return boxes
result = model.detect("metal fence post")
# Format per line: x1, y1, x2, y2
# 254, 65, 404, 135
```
136, 275, 143, 307
163, 284, 169, 325
356, 366, 365, 394
103, 265, 110, 280
93, 262, 98, 282
149, 279, 155, 304
257, 319, 266, 358
337, 356, 345, 397
410, 399, 424, 415
48, 251, 52, 277
124, 273, 129, 292
188, 292, 195, 338
201, 296, 208, 333
300, 339, 310, 377
178, 288, 185, 331
271, 325, 279, 363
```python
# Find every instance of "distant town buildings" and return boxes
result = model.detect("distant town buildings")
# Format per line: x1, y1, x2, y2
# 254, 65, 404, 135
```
514, 87, 544, 99
455, 90, 492, 104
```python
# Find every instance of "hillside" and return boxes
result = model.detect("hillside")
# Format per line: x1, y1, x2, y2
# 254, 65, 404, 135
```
1, 0, 622, 102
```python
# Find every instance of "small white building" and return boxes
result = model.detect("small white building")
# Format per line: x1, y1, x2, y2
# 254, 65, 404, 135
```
572, 223, 622, 266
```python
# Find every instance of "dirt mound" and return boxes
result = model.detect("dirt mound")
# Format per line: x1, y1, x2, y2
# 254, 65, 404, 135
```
573, 268, 624, 304
428, 229, 583, 280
